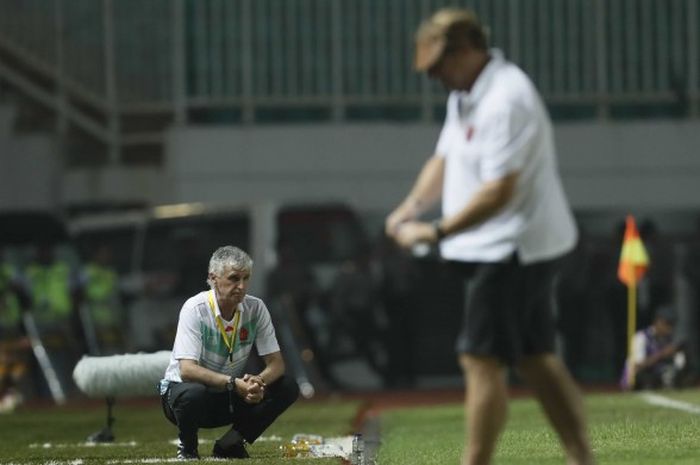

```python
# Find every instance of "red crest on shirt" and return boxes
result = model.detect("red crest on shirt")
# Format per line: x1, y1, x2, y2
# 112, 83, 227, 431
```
466, 125, 475, 141
225, 325, 233, 332
239, 327, 249, 341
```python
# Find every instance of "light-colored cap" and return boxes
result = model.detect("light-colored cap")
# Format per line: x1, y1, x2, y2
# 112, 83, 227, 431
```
413, 8, 482, 72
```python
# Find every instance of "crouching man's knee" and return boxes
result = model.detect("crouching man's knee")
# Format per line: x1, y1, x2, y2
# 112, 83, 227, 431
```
271, 375, 300, 407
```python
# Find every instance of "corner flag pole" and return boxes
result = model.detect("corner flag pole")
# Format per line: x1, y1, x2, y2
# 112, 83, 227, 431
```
618, 215, 649, 390
626, 280, 637, 388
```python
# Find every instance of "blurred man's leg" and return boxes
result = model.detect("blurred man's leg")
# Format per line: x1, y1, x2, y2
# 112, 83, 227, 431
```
517, 354, 594, 465
459, 354, 508, 465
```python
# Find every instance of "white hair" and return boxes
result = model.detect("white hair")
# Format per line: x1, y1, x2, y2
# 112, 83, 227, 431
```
207, 245, 253, 287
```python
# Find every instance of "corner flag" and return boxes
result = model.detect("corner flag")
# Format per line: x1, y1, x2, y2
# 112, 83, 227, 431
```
617, 215, 649, 286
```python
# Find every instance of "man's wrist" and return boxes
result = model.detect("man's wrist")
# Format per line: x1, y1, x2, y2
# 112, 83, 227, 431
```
406, 197, 423, 215
225, 376, 235, 391
432, 219, 447, 241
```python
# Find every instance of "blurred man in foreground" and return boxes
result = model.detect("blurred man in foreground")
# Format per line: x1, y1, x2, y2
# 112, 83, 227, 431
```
385, 8, 594, 465
159, 246, 298, 459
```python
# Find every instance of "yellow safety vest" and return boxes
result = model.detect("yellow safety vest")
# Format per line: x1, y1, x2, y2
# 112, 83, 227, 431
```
0, 263, 21, 327
84, 263, 119, 326
25, 261, 72, 323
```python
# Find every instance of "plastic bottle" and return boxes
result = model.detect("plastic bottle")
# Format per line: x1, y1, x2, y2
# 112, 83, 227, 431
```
280, 434, 323, 458
281, 440, 311, 458
351, 433, 364, 465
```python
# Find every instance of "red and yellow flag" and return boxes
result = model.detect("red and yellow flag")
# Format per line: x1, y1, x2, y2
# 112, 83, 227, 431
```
617, 215, 649, 287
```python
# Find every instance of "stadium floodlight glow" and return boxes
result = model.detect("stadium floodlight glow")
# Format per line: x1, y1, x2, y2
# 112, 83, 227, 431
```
153, 203, 206, 219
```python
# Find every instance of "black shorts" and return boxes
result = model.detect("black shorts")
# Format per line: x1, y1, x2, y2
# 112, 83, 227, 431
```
452, 254, 562, 364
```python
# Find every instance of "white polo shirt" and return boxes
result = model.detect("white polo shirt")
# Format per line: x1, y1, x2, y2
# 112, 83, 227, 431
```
435, 49, 577, 264
163, 290, 280, 384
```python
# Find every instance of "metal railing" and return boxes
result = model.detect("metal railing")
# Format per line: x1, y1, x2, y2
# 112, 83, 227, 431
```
0, 0, 698, 161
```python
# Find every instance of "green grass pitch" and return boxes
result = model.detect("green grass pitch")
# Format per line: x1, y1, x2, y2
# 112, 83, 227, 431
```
1, 389, 699, 464
0, 398, 359, 464
378, 389, 700, 465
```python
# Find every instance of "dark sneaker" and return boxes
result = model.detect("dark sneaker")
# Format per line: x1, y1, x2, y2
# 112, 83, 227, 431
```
177, 444, 200, 460
212, 429, 249, 459
212, 441, 249, 459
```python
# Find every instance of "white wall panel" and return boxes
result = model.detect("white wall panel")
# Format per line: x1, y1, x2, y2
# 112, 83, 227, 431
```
163, 121, 700, 211
0, 135, 59, 210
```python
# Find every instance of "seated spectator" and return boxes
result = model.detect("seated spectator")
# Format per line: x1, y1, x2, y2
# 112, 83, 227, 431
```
620, 306, 689, 390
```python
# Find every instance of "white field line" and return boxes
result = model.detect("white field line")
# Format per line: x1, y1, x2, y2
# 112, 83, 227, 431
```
27, 435, 280, 450
167, 438, 213, 446
28, 442, 137, 449
1, 461, 84, 465
104, 459, 257, 464
167, 434, 282, 446
2, 458, 184, 465
640, 392, 700, 415
106, 459, 186, 464
249, 434, 283, 442
2, 458, 206, 465
6, 435, 337, 465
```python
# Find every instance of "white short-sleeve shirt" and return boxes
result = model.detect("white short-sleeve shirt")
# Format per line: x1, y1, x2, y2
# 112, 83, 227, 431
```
163, 291, 280, 383
435, 49, 577, 264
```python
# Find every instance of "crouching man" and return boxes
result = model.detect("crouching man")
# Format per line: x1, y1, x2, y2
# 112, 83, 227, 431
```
160, 246, 299, 459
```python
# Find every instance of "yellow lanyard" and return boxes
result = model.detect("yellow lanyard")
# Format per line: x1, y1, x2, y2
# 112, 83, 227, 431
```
208, 290, 241, 362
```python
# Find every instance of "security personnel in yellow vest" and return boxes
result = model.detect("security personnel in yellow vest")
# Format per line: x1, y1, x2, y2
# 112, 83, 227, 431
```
0, 255, 30, 412
0, 261, 21, 331
22, 244, 75, 328
19, 243, 80, 397
77, 244, 123, 353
